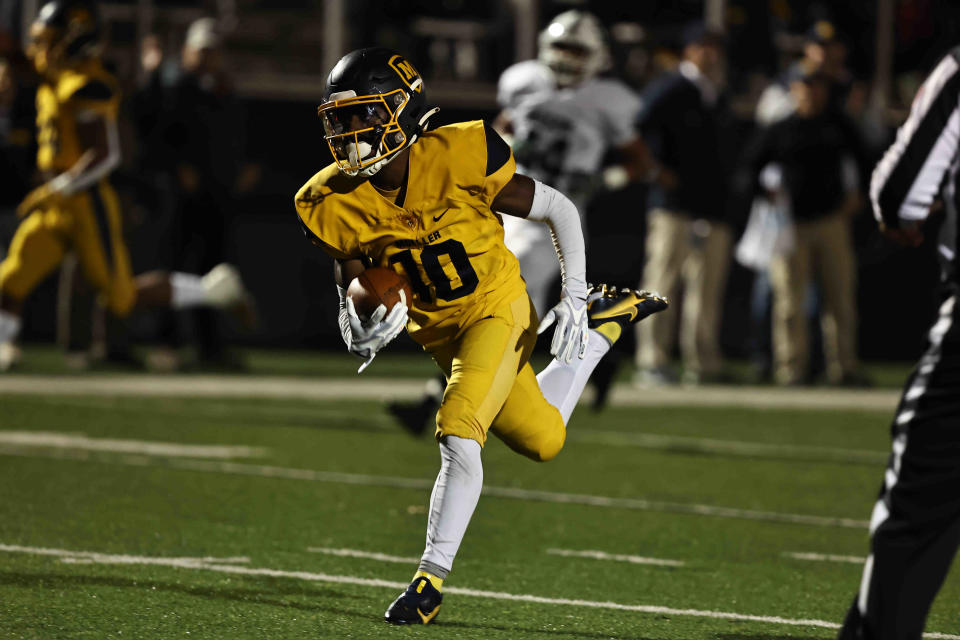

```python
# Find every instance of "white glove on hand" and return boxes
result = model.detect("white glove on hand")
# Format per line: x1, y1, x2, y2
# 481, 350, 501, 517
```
537, 291, 589, 364
344, 292, 408, 373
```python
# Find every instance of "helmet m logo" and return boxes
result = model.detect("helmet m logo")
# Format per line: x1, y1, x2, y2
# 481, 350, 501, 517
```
389, 55, 422, 93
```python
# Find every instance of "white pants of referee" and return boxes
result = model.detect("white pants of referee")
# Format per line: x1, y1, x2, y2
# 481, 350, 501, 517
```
839, 293, 960, 640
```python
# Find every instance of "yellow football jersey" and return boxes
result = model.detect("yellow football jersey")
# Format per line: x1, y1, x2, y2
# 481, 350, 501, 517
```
35, 60, 120, 173
295, 120, 529, 349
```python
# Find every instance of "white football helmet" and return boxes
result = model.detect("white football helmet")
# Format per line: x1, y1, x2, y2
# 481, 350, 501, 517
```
538, 10, 611, 88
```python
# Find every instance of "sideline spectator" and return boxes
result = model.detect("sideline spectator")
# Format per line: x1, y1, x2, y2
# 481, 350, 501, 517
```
744, 19, 868, 383
0, 1, 253, 372
633, 22, 734, 386
137, 17, 258, 370
737, 62, 864, 386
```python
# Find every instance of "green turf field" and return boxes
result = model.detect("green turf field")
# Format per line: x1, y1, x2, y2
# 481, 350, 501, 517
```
0, 351, 957, 639
6, 343, 916, 388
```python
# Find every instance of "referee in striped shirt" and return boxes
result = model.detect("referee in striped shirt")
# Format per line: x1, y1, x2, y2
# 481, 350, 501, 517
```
839, 48, 960, 639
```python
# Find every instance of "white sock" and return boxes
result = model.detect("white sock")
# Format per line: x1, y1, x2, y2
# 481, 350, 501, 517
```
0, 310, 21, 343
536, 329, 611, 424
169, 272, 208, 309
419, 435, 483, 579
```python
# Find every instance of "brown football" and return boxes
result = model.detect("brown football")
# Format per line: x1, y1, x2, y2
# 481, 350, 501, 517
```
347, 267, 413, 320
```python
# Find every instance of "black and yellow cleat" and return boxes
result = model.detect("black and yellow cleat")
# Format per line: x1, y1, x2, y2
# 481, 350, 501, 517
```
587, 285, 668, 346
384, 576, 443, 625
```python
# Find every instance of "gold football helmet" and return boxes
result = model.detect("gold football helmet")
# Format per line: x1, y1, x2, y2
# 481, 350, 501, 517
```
26, 1, 101, 75
318, 47, 438, 177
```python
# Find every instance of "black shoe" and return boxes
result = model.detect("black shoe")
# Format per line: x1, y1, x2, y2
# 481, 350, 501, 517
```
384, 576, 443, 625
388, 396, 439, 437
587, 285, 668, 346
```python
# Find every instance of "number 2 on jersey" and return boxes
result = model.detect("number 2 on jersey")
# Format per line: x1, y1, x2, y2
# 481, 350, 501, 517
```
389, 239, 479, 304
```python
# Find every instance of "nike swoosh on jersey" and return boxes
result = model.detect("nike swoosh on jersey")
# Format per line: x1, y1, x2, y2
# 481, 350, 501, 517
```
433, 208, 450, 222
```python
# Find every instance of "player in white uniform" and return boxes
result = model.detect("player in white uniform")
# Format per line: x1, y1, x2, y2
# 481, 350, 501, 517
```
389, 11, 648, 432
497, 10, 644, 316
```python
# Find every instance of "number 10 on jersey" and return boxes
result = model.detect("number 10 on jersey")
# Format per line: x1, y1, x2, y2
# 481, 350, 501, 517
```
389, 239, 479, 303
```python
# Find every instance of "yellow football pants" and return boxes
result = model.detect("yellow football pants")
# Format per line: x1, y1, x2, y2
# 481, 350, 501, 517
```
430, 294, 566, 462
0, 181, 136, 317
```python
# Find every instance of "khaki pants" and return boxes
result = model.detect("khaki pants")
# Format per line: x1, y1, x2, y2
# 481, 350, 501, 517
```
769, 213, 857, 384
636, 208, 732, 376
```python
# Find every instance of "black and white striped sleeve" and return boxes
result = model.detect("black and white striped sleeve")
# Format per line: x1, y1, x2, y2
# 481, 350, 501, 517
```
871, 50, 960, 229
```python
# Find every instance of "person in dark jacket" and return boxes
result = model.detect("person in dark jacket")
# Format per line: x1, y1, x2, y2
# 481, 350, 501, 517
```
633, 22, 734, 385
738, 61, 864, 386
138, 18, 256, 369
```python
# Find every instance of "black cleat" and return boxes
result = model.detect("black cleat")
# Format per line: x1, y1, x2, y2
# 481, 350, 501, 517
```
384, 576, 443, 625
587, 285, 668, 346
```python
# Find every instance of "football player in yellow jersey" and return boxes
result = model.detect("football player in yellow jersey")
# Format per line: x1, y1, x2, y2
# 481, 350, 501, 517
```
295, 47, 667, 624
0, 1, 252, 370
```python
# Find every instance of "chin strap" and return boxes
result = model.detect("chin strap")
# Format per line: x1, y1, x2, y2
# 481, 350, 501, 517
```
356, 107, 441, 178
406, 107, 440, 147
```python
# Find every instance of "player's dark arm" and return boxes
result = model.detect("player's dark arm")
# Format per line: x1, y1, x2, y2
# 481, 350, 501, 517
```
629, 79, 681, 190
493, 173, 587, 301
733, 124, 776, 202
17, 110, 120, 216
594, 136, 676, 191
622, 136, 679, 190
334, 259, 366, 288
491, 173, 536, 218
71, 114, 121, 184
485, 120, 586, 300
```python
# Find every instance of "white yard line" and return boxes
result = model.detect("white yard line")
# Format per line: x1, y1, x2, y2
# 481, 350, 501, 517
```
546, 548, 684, 567
0, 375, 900, 411
0, 376, 426, 401
0, 431, 265, 459
784, 551, 866, 565
9, 396, 399, 428
0, 447, 870, 529
10, 396, 892, 466
0, 545, 250, 567
59, 555, 249, 565
306, 547, 419, 564
0, 543, 956, 638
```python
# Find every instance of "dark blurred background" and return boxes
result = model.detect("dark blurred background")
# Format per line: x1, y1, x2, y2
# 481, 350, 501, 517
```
1, 0, 955, 364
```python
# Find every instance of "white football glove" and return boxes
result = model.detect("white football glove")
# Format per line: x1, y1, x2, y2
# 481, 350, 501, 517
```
537, 290, 589, 364
343, 291, 408, 373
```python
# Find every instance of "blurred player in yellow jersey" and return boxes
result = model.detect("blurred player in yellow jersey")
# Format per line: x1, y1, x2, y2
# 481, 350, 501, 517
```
0, 1, 253, 370
295, 47, 667, 624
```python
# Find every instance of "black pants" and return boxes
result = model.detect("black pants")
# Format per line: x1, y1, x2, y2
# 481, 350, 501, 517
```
159, 190, 227, 361
839, 294, 960, 640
